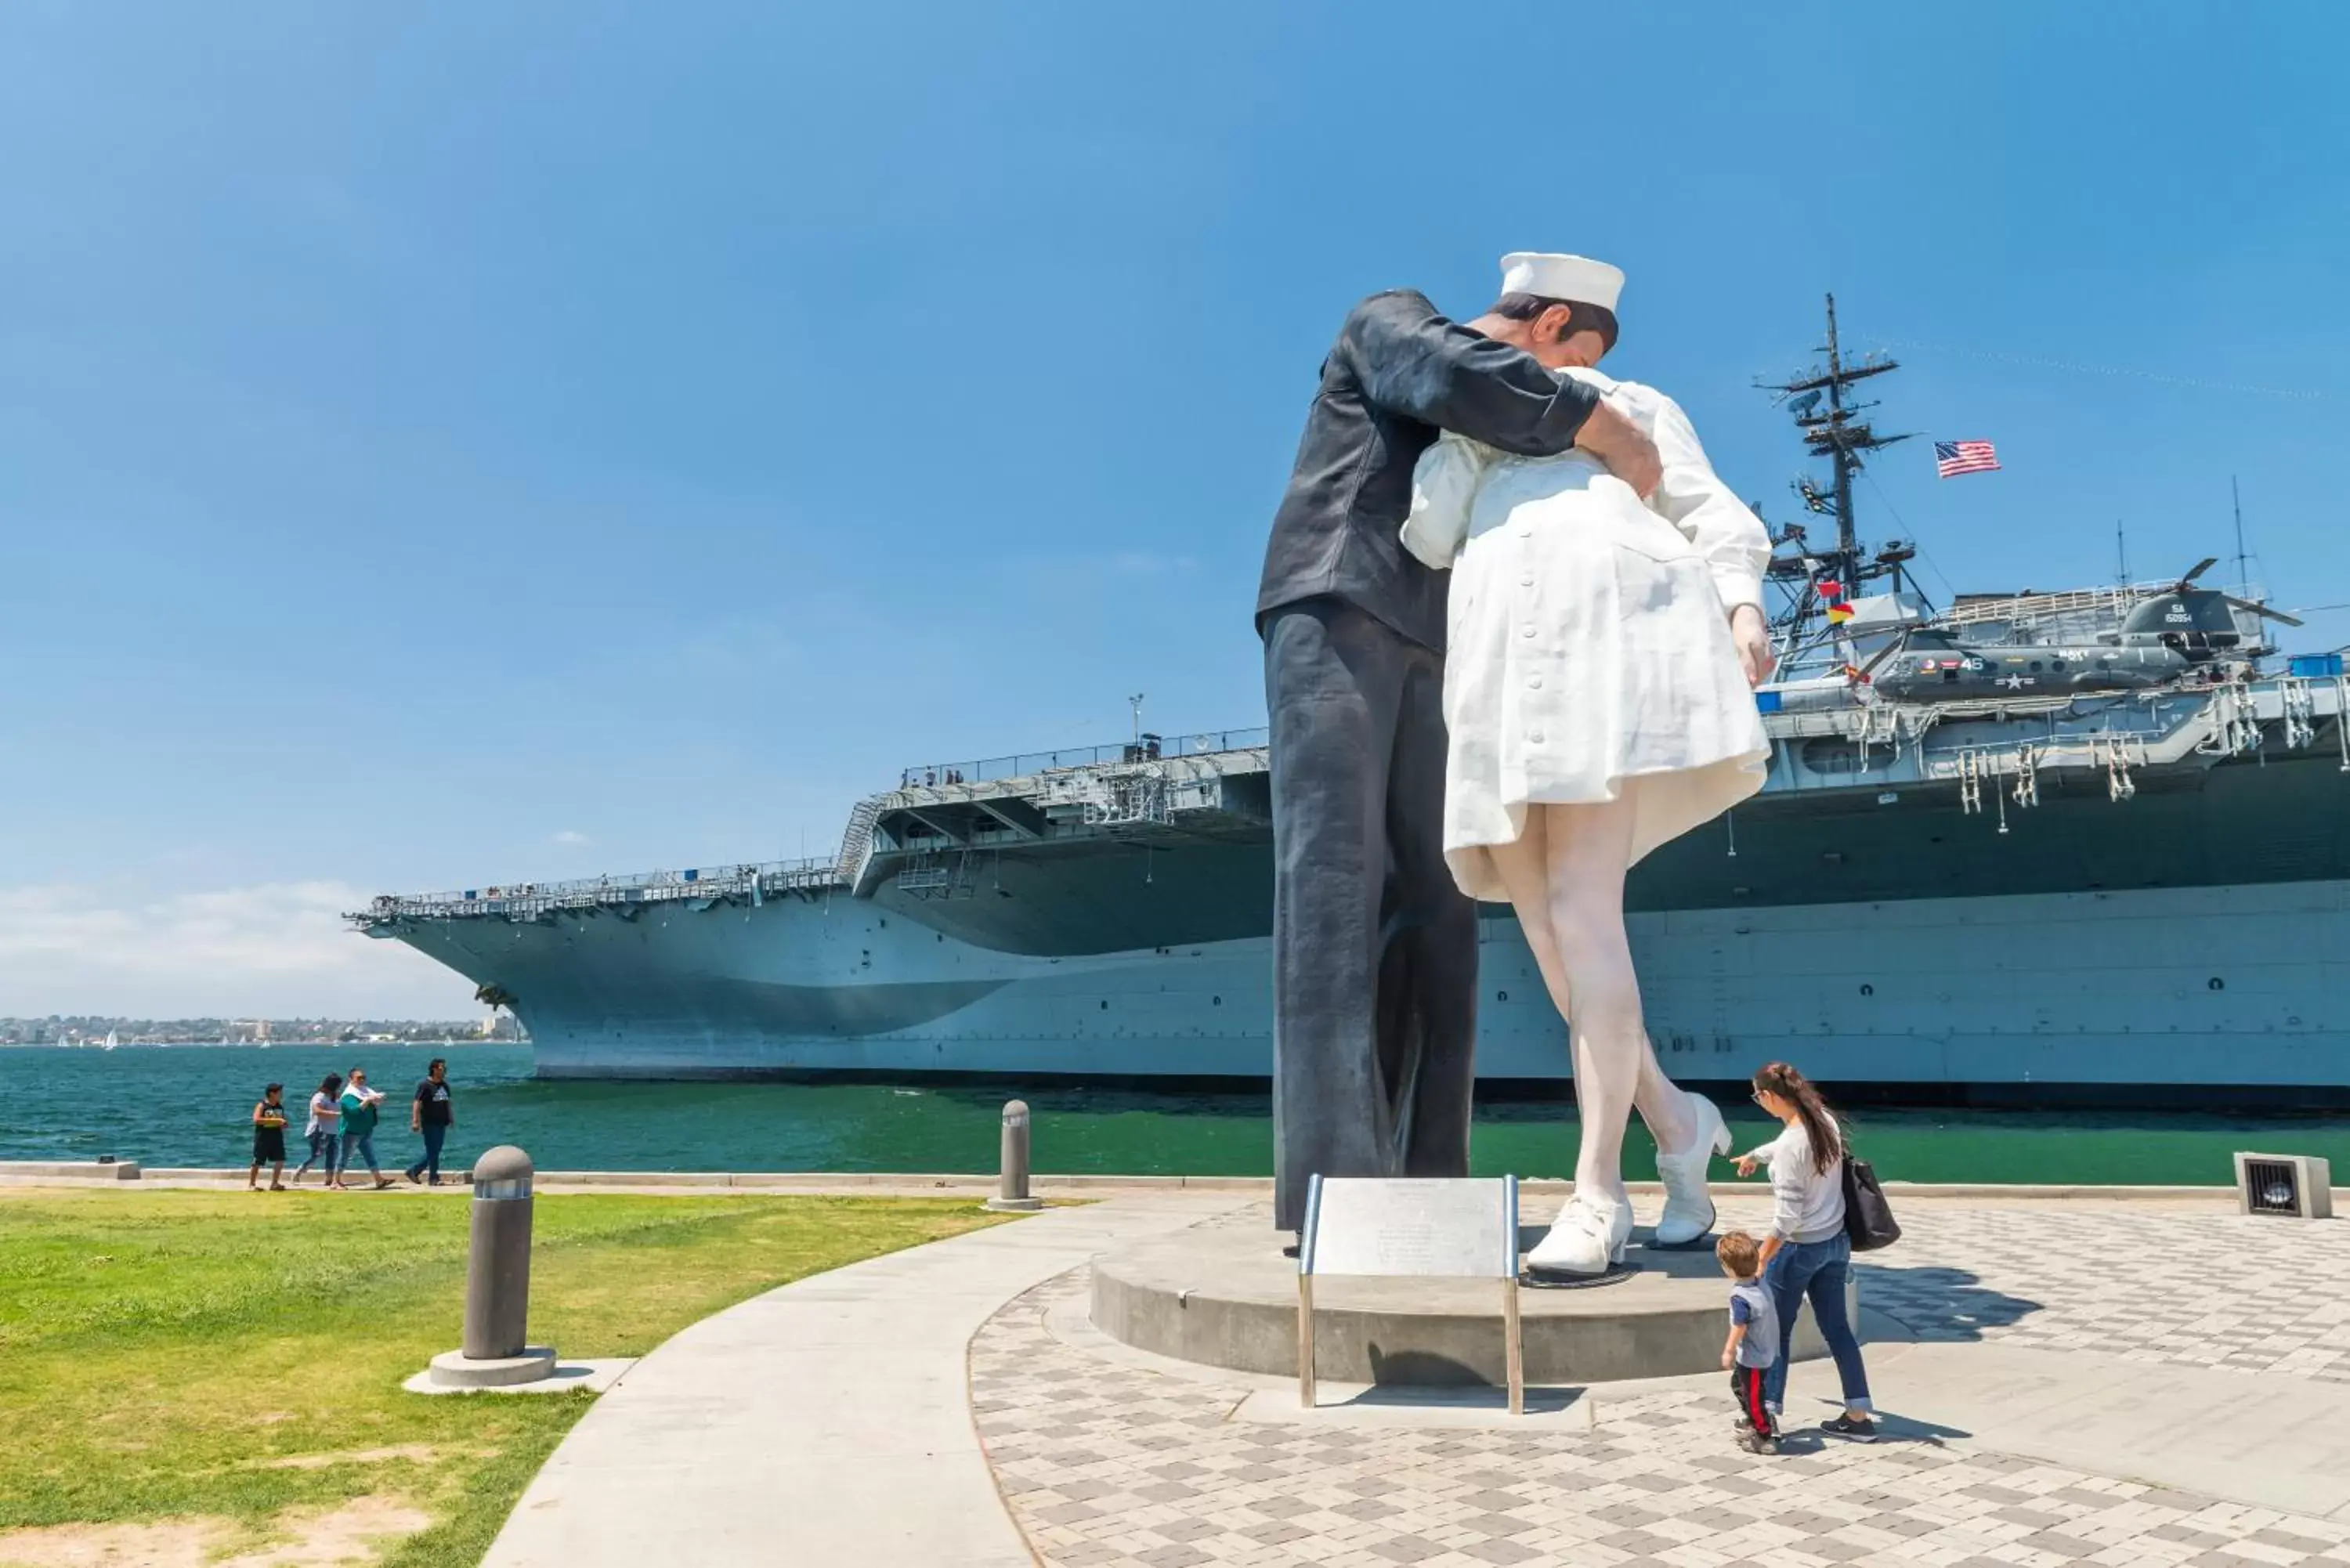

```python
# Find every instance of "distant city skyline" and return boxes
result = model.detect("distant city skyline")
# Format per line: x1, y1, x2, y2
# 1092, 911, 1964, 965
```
1, 1013, 525, 1046
4, 2, 2345, 1015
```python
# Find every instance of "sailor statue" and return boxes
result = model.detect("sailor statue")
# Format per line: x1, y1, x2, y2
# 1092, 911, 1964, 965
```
1254, 260, 1664, 1234
1400, 253, 1777, 1274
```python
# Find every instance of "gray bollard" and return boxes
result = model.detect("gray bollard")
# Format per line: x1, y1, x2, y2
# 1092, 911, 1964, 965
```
465, 1144, 537, 1357
424, 1143, 557, 1387
987, 1100, 1044, 1212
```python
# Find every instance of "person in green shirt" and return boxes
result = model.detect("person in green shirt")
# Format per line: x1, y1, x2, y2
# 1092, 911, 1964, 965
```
338, 1068, 394, 1190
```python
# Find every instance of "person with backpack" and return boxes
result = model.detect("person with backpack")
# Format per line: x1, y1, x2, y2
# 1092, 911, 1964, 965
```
1733, 1061, 1877, 1440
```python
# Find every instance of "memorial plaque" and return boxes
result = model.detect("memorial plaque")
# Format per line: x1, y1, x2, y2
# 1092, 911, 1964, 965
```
1295, 1176, 1524, 1414
1301, 1176, 1518, 1280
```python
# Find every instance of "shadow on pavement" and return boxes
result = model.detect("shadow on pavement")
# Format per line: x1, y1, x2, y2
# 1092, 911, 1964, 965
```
1858, 1262, 2042, 1342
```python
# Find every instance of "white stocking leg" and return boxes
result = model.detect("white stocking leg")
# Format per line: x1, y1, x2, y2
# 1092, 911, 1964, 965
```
1493, 804, 1698, 1160
1634, 1036, 1700, 1155
1539, 800, 1644, 1209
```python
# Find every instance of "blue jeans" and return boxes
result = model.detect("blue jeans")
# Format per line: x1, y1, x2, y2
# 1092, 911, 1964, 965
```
1761, 1230, 1873, 1414
305, 1129, 340, 1174
407, 1123, 447, 1182
345, 1132, 379, 1175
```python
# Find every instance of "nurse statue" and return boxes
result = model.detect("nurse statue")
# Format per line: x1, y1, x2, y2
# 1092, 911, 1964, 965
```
1402, 252, 1778, 1277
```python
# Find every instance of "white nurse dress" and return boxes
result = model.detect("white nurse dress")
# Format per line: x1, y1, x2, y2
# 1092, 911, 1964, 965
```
1401, 367, 1774, 900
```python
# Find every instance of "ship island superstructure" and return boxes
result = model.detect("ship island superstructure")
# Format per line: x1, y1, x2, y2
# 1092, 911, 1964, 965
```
355, 302, 2350, 1103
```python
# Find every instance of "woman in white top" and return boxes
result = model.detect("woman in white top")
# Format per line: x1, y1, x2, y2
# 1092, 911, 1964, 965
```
290, 1072, 343, 1186
1401, 253, 1774, 1277
1734, 1061, 1875, 1439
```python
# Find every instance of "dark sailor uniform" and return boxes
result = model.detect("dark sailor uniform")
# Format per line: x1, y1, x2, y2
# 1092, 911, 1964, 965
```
1256, 290, 1599, 1230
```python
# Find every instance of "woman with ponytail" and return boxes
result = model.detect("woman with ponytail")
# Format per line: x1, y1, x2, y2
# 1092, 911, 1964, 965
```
1732, 1062, 1876, 1440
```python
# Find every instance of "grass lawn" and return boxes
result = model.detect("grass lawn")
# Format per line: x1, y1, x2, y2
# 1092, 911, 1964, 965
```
0, 1189, 1016, 1567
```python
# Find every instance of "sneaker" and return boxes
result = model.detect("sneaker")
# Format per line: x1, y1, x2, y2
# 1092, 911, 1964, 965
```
406, 1170, 423, 1185
1820, 1413, 1878, 1442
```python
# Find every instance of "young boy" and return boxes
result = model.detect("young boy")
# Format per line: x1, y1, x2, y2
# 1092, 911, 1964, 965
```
1718, 1230, 1781, 1454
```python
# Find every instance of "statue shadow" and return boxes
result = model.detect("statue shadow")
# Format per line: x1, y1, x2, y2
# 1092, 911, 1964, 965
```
1856, 1261, 2043, 1343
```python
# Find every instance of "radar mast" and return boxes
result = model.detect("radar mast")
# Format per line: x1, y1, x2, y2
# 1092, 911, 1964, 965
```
1757, 294, 1916, 644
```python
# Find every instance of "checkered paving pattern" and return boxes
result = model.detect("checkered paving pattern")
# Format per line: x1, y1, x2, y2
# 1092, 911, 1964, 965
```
971, 1201, 2350, 1568
1851, 1201, 2350, 1383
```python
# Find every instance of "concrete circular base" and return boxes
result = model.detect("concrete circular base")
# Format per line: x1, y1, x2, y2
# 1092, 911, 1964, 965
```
428, 1346, 559, 1388
1091, 1215, 1857, 1387
985, 1197, 1046, 1212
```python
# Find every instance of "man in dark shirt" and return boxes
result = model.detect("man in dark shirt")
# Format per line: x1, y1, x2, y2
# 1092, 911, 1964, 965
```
1256, 258, 1660, 1230
405, 1057, 455, 1185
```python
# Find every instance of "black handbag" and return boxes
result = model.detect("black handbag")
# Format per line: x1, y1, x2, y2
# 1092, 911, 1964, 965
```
1842, 1151, 1902, 1252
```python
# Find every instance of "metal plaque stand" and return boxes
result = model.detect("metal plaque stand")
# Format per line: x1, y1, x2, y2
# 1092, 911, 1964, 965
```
1296, 1174, 1523, 1415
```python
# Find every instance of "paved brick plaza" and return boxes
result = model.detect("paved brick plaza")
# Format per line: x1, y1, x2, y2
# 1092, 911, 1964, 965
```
971, 1198, 2350, 1567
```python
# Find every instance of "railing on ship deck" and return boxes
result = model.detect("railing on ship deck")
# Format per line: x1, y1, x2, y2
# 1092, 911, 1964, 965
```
357, 854, 844, 923
899, 727, 1269, 788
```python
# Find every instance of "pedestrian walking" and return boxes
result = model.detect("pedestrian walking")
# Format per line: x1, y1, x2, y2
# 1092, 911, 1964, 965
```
406, 1058, 454, 1185
1733, 1061, 1878, 1440
338, 1068, 395, 1190
248, 1083, 289, 1191
291, 1074, 343, 1185
1717, 1230, 1780, 1454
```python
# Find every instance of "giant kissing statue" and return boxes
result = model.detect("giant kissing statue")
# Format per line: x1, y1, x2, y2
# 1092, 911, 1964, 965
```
1253, 255, 1668, 1234
1401, 252, 1777, 1274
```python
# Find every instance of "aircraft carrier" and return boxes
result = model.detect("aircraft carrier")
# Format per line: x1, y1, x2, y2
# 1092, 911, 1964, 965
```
352, 301, 2350, 1104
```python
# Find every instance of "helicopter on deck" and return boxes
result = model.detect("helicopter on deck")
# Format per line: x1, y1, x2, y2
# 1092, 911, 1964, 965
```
1858, 558, 2304, 703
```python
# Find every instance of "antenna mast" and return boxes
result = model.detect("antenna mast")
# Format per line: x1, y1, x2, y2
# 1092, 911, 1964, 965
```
1756, 293, 1914, 636
2231, 475, 2248, 594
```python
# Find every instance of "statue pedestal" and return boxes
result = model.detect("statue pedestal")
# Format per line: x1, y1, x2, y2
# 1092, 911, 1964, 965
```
1092, 1208, 1858, 1388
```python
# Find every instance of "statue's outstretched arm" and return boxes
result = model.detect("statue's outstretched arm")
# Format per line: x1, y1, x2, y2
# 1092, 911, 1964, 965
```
1647, 395, 1773, 615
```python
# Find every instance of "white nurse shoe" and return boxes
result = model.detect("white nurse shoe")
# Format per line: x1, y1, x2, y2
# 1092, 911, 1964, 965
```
1651, 1092, 1732, 1248
1524, 1192, 1632, 1277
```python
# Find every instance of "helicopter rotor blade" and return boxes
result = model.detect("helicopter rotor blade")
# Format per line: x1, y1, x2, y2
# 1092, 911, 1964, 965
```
2177, 556, 2219, 587
2218, 594, 2304, 627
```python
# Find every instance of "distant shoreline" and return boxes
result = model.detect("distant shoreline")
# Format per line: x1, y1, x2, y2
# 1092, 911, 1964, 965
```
0, 1039, 531, 1050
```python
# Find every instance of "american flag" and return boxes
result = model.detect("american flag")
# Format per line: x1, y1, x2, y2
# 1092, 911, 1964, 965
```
1935, 439, 2001, 479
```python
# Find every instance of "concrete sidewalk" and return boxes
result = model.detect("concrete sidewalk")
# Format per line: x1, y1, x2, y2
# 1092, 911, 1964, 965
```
479, 1191, 1248, 1568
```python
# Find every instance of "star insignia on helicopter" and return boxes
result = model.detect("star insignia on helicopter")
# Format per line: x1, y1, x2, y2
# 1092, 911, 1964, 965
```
1998, 674, 2034, 690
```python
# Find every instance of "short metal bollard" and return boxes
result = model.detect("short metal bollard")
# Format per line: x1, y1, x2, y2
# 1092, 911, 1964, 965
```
987, 1100, 1044, 1212
465, 1145, 537, 1358
425, 1144, 558, 1387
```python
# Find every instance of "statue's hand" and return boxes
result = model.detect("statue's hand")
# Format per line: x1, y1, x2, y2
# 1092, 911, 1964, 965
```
1575, 402, 1661, 500
1730, 604, 1775, 688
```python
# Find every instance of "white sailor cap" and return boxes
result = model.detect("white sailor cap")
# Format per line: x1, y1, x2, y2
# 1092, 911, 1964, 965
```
1498, 252, 1623, 312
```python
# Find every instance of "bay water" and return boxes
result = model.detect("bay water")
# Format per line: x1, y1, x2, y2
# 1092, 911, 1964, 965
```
4, 1044, 2347, 1185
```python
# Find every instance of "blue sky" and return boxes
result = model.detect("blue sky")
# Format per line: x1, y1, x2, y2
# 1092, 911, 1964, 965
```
3, 1, 2345, 1014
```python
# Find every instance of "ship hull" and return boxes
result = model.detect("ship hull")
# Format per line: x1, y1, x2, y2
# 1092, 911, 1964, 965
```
381, 872, 2350, 1103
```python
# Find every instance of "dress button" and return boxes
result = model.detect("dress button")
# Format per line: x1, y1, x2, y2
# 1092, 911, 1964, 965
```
1528, 675, 1543, 689
1520, 626, 1536, 639
1530, 731, 1546, 743
1520, 573, 1536, 587
1517, 528, 1533, 540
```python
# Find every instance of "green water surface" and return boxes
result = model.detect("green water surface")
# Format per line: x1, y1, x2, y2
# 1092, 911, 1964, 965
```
2, 1043, 2344, 1185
